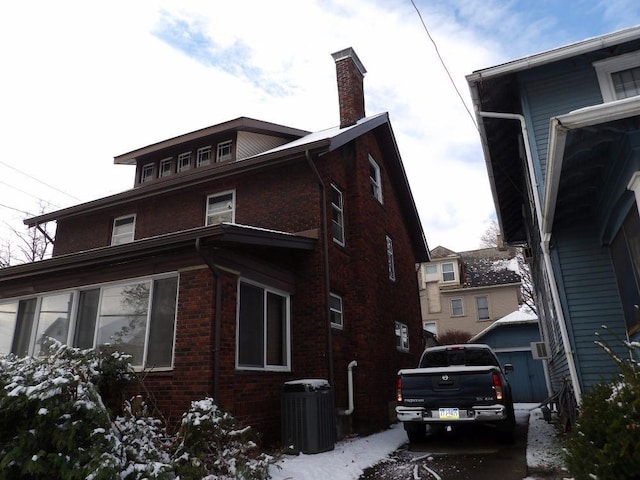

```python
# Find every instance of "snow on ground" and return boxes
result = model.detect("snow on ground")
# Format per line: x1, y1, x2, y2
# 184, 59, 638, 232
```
269, 403, 568, 480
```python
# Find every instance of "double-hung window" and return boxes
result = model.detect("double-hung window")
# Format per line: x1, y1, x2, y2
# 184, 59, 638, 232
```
141, 163, 154, 183
237, 280, 290, 370
177, 152, 191, 172
159, 158, 173, 177
369, 155, 383, 203
197, 146, 212, 167
451, 298, 464, 316
594, 51, 640, 102
476, 296, 490, 320
111, 215, 136, 245
330, 293, 344, 329
395, 321, 409, 351
386, 235, 396, 281
331, 184, 345, 245
442, 262, 455, 282
205, 191, 235, 225
217, 140, 232, 162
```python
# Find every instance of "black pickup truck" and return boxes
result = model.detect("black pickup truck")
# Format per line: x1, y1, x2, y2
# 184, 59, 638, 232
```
395, 343, 515, 443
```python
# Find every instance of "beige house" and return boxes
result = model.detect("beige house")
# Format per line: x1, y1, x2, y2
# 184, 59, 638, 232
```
419, 246, 522, 339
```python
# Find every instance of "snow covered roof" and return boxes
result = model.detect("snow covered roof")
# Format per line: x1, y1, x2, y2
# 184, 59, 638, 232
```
469, 310, 538, 342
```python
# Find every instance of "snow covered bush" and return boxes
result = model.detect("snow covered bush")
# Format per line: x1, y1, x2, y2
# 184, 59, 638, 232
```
565, 329, 640, 479
173, 397, 274, 480
0, 341, 275, 479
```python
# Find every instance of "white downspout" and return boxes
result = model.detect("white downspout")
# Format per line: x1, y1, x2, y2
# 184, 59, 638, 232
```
338, 360, 358, 416
477, 110, 583, 403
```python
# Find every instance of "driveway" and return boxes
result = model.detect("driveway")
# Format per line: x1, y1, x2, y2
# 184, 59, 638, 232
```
359, 408, 564, 480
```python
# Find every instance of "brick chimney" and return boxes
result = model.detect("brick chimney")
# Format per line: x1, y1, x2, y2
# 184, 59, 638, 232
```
331, 47, 367, 128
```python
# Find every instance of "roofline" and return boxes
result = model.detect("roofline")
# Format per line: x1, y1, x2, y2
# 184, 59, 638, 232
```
466, 25, 640, 83
0, 223, 316, 285
114, 117, 311, 165
441, 282, 522, 294
543, 95, 640, 234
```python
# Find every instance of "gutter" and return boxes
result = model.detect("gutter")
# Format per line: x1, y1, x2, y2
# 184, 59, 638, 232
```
468, 82, 583, 401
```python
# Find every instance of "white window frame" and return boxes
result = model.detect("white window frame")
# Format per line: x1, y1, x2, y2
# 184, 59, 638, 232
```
369, 154, 383, 203
395, 321, 409, 352
451, 298, 464, 316
177, 151, 191, 172
476, 295, 490, 321
196, 146, 212, 167
441, 262, 456, 283
217, 140, 232, 162
331, 184, 345, 246
236, 279, 291, 371
386, 235, 396, 282
141, 163, 154, 183
594, 51, 640, 102
111, 214, 136, 245
330, 293, 344, 329
159, 157, 173, 177
0, 274, 179, 370
424, 321, 437, 336
205, 190, 235, 226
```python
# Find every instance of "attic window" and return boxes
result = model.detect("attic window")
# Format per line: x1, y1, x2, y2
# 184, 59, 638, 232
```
177, 152, 191, 172
369, 155, 383, 203
141, 163, 154, 183
442, 262, 456, 282
217, 140, 232, 162
594, 51, 640, 102
197, 146, 212, 167
159, 158, 173, 177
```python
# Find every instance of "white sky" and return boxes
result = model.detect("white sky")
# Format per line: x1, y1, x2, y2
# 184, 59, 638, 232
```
1, 1, 639, 253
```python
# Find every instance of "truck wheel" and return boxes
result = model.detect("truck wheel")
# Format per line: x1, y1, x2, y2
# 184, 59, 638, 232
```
495, 403, 516, 444
404, 423, 427, 443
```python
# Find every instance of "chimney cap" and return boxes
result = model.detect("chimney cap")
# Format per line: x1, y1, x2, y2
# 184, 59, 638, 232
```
331, 47, 367, 76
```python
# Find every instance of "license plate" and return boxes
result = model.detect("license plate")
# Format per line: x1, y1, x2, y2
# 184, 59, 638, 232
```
439, 408, 459, 420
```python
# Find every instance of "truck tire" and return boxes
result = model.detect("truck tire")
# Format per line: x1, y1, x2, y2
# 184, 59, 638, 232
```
495, 402, 516, 444
404, 423, 427, 443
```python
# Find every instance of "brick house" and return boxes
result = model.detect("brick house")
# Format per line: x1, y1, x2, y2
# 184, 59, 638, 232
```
0, 48, 429, 444
419, 245, 521, 338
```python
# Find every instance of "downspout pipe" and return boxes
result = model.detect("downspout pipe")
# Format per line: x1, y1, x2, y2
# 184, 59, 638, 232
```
338, 360, 357, 416
195, 237, 222, 402
305, 150, 335, 389
477, 110, 582, 403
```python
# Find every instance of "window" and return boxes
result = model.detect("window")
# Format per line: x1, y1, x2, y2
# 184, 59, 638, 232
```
425, 265, 437, 275
330, 293, 343, 329
197, 146, 212, 167
594, 51, 640, 102
442, 262, 455, 282
206, 191, 235, 225
424, 321, 437, 336
331, 184, 345, 245
177, 152, 191, 172
111, 215, 136, 245
395, 321, 409, 351
141, 163, 154, 183
476, 296, 490, 320
369, 155, 383, 203
237, 280, 290, 370
451, 298, 464, 316
159, 158, 173, 177
0, 275, 178, 368
217, 140, 232, 162
386, 235, 396, 281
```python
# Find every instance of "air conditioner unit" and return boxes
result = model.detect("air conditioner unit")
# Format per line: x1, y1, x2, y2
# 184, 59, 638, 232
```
531, 341, 550, 360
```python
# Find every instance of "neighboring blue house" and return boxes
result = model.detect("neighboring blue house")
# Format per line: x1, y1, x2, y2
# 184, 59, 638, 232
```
467, 26, 640, 417
470, 311, 548, 403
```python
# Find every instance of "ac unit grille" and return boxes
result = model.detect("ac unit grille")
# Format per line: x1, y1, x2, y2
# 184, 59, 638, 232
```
531, 341, 550, 360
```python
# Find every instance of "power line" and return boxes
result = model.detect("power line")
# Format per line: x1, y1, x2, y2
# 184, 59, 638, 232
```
0, 159, 81, 201
0, 180, 62, 209
0, 202, 31, 216
410, 0, 478, 130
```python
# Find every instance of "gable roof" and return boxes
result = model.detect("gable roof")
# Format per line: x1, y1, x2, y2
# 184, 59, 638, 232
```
24, 113, 429, 262
469, 310, 538, 343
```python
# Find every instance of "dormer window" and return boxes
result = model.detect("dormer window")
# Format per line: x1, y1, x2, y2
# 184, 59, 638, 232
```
111, 215, 136, 245
159, 158, 173, 177
177, 152, 191, 172
141, 163, 154, 183
594, 51, 640, 102
441, 262, 456, 282
217, 140, 232, 162
197, 146, 212, 167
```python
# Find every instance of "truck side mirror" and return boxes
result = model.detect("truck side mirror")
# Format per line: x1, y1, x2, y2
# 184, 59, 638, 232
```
504, 364, 514, 374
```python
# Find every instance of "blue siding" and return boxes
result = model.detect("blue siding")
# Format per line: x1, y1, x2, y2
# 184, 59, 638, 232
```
553, 226, 627, 390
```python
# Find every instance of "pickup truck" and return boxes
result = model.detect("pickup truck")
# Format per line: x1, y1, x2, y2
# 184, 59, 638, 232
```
395, 343, 515, 443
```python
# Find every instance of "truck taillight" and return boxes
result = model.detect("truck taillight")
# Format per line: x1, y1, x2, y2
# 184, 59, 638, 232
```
396, 377, 403, 402
492, 372, 503, 401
